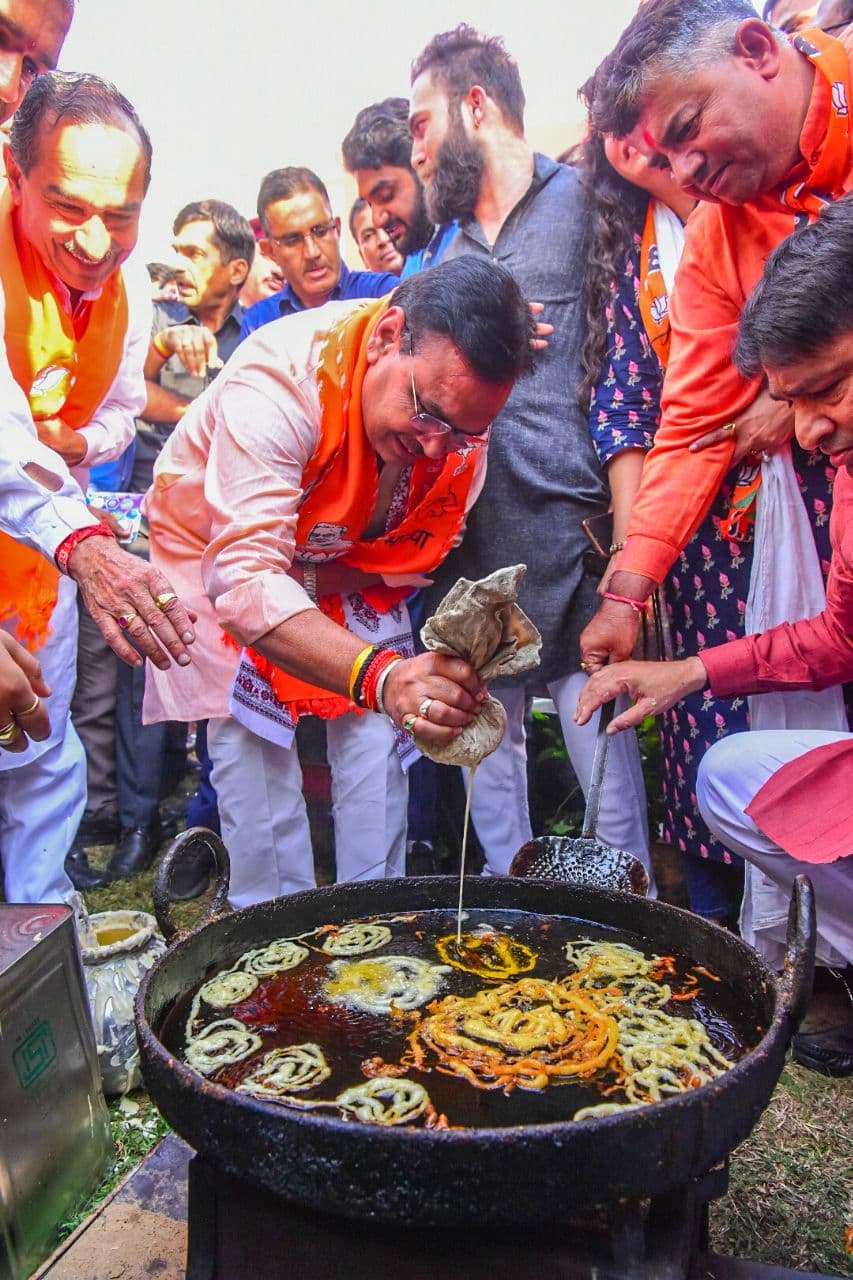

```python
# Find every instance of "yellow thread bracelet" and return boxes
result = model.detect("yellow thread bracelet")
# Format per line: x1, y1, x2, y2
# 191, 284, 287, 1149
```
348, 645, 376, 702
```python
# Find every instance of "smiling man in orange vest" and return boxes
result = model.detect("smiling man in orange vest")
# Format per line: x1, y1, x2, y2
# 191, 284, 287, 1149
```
0, 70, 179, 901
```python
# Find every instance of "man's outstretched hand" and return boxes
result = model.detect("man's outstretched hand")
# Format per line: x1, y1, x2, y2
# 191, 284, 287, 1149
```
67, 537, 196, 670
575, 654, 708, 734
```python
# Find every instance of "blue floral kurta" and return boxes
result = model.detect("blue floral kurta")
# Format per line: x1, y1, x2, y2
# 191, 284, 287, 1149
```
590, 239, 839, 917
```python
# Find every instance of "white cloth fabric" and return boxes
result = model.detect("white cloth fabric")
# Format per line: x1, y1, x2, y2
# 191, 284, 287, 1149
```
651, 200, 686, 294
229, 591, 419, 770
208, 709, 407, 909
697, 730, 853, 967
742, 446, 848, 958
0, 257, 150, 556
469, 672, 654, 885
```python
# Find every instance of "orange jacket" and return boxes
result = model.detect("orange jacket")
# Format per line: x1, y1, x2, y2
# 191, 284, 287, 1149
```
621, 30, 853, 584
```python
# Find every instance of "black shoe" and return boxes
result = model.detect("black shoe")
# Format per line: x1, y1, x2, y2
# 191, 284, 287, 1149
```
106, 822, 162, 879
407, 841, 441, 876
65, 848, 112, 891
167, 846, 214, 902
791, 1022, 853, 1077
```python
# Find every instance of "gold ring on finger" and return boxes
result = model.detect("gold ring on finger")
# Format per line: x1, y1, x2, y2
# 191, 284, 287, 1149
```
154, 592, 177, 610
15, 695, 41, 717
418, 697, 433, 721
403, 714, 417, 733
580, 661, 591, 673
118, 612, 139, 630
723, 421, 738, 436
0, 721, 19, 744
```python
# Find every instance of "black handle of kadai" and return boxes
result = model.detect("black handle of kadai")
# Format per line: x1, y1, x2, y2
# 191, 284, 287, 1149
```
153, 826, 231, 944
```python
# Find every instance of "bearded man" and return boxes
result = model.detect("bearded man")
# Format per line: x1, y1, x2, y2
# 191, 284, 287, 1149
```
407, 25, 652, 881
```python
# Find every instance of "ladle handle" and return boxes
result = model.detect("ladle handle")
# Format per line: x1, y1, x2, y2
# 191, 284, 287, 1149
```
153, 827, 231, 945
778, 874, 815, 1032
581, 697, 615, 840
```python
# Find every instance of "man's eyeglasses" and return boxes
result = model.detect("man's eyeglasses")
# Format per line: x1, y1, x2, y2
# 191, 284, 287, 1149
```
266, 222, 338, 252
408, 340, 491, 453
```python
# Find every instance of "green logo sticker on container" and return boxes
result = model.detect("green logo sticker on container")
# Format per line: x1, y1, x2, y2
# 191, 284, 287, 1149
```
13, 1020, 57, 1088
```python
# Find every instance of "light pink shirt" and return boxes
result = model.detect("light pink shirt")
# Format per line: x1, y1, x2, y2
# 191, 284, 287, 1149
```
143, 301, 485, 724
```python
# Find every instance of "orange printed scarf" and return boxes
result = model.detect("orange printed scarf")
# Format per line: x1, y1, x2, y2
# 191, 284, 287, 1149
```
638, 201, 672, 370
781, 27, 851, 214
238, 297, 478, 717
0, 183, 128, 647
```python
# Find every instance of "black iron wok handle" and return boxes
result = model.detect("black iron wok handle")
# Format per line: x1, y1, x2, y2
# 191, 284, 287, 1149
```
778, 874, 816, 1032
153, 827, 231, 944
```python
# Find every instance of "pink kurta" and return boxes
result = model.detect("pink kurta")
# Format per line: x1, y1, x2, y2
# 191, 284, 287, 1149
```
142, 301, 484, 725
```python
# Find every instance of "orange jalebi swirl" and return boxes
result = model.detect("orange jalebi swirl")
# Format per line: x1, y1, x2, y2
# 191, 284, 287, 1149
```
405, 976, 619, 1094
435, 930, 537, 981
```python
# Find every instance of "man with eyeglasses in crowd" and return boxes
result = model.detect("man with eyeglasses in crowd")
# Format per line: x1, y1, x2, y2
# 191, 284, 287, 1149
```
240, 167, 397, 338
143, 257, 533, 908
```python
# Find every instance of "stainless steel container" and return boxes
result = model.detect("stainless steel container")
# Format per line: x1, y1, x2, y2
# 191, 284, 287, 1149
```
0, 905, 111, 1280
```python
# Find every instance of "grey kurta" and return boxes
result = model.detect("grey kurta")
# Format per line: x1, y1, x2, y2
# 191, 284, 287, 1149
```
424, 154, 607, 686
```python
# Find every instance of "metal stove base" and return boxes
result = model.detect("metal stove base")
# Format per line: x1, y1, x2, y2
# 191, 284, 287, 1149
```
33, 1134, 845, 1280
187, 1154, 718, 1280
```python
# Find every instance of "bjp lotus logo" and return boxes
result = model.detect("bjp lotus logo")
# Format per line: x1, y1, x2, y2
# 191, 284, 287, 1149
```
29, 364, 72, 418
832, 81, 848, 118
651, 293, 669, 327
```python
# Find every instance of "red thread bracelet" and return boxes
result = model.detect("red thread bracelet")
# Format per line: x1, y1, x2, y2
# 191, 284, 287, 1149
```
602, 590, 648, 613
55, 521, 117, 575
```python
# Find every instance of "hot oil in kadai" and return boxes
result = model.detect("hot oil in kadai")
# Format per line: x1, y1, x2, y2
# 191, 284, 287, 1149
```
163, 909, 763, 1130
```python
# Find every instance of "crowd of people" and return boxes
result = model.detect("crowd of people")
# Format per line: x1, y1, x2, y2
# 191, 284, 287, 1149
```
0, 0, 850, 1077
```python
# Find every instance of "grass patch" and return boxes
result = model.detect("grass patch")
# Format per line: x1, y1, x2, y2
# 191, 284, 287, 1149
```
59, 1094, 170, 1238
709, 1063, 853, 1274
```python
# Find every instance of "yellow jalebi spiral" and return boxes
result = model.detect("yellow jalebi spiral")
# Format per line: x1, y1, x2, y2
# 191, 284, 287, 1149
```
199, 970, 259, 1008
565, 940, 656, 984
325, 955, 450, 1014
409, 976, 619, 1093
184, 1019, 262, 1076
243, 939, 310, 976
336, 1077, 431, 1125
321, 923, 392, 956
435, 930, 537, 980
615, 1007, 733, 1103
236, 1043, 331, 1098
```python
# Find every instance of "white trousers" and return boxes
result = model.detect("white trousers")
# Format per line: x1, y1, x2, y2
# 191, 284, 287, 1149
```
468, 673, 653, 884
0, 719, 84, 902
0, 576, 84, 902
697, 730, 853, 966
208, 711, 407, 909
